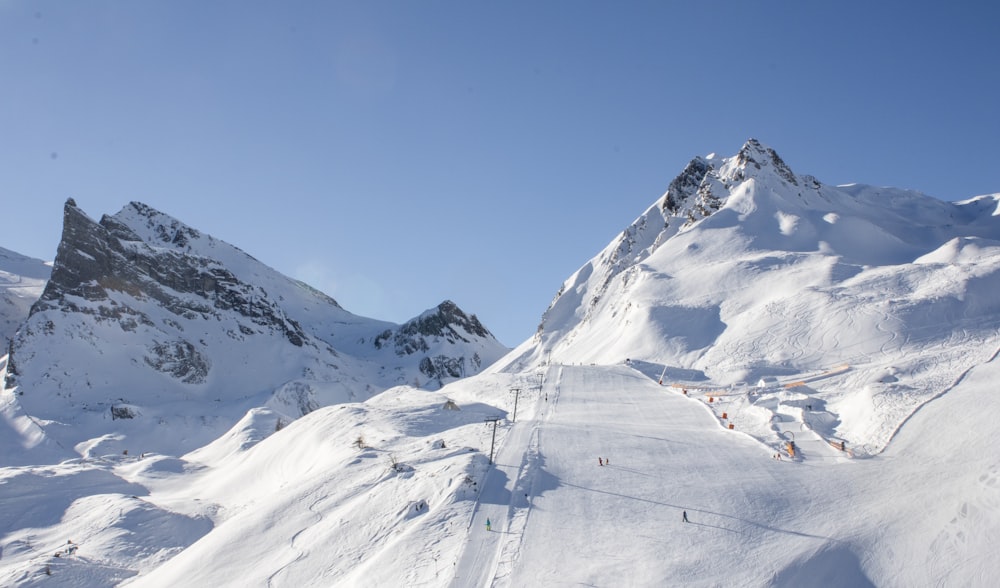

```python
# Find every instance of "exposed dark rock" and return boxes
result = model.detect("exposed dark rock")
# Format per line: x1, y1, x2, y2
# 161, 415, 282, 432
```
735, 138, 798, 186
110, 405, 139, 420
144, 340, 210, 384
375, 301, 492, 356
419, 354, 467, 382
662, 157, 713, 214
33, 200, 308, 349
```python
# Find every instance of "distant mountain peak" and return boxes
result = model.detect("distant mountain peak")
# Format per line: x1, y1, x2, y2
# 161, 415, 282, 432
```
370, 300, 498, 386
425, 300, 492, 340
376, 300, 493, 353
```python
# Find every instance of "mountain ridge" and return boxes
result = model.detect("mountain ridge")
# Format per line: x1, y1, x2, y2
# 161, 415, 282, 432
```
3, 199, 507, 461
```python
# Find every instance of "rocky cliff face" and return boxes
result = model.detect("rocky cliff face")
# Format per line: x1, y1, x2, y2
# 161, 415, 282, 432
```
661, 138, 799, 227
4, 200, 508, 456
376, 300, 492, 353
41, 199, 308, 341
374, 300, 495, 385
8, 200, 308, 388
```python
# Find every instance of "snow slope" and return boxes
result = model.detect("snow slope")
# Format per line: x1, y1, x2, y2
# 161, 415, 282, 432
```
4, 354, 995, 586
0, 247, 49, 349
2, 140, 999, 586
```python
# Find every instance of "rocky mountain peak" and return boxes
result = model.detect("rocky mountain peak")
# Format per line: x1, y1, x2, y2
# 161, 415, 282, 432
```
514, 139, 1000, 396
729, 138, 798, 186
41, 198, 118, 302
431, 300, 491, 339
118, 201, 205, 249
31, 199, 308, 349
371, 300, 498, 387
656, 139, 802, 229
375, 300, 493, 354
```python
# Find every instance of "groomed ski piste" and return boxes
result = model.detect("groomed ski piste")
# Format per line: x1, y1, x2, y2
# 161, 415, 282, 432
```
451, 356, 999, 587
3, 349, 999, 586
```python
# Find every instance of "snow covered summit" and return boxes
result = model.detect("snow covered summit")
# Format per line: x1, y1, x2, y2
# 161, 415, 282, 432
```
3, 199, 507, 461
501, 138, 1000, 453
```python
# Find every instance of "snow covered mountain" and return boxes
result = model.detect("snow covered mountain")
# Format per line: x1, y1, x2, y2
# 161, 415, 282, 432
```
0, 247, 49, 350
501, 138, 1000, 454
3, 141, 999, 587
2, 199, 507, 461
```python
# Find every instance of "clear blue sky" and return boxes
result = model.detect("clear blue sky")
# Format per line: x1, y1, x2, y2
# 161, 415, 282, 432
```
3, 1, 998, 346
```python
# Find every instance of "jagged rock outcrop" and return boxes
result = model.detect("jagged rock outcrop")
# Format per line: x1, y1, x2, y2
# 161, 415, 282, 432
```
4, 200, 508, 456
662, 138, 800, 229
373, 300, 494, 387
732, 138, 798, 186
34, 200, 308, 348
662, 157, 712, 215
375, 300, 492, 354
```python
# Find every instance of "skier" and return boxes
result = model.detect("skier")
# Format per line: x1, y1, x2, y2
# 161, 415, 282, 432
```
486, 518, 492, 532
682, 511, 689, 523
598, 457, 603, 466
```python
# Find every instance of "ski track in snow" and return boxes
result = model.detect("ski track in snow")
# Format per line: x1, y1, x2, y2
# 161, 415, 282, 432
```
450, 365, 562, 587
265, 488, 324, 588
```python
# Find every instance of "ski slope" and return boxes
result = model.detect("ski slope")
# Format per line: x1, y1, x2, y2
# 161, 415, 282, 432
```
448, 360, 1000, 587
2, 353, 998, 586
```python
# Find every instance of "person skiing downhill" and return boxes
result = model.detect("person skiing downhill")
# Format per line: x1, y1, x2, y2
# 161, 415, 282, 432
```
486, 518, 492, 531
682, 511, 689, 523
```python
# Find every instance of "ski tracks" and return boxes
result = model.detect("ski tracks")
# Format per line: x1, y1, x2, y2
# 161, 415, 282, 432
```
266, 466, 397, 587
265, 490, 324, 588
490, 427, 542, 587
450, 365, 561, 588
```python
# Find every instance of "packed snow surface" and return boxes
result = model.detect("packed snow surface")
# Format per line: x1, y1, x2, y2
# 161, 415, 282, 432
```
2, 359, 998, 586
